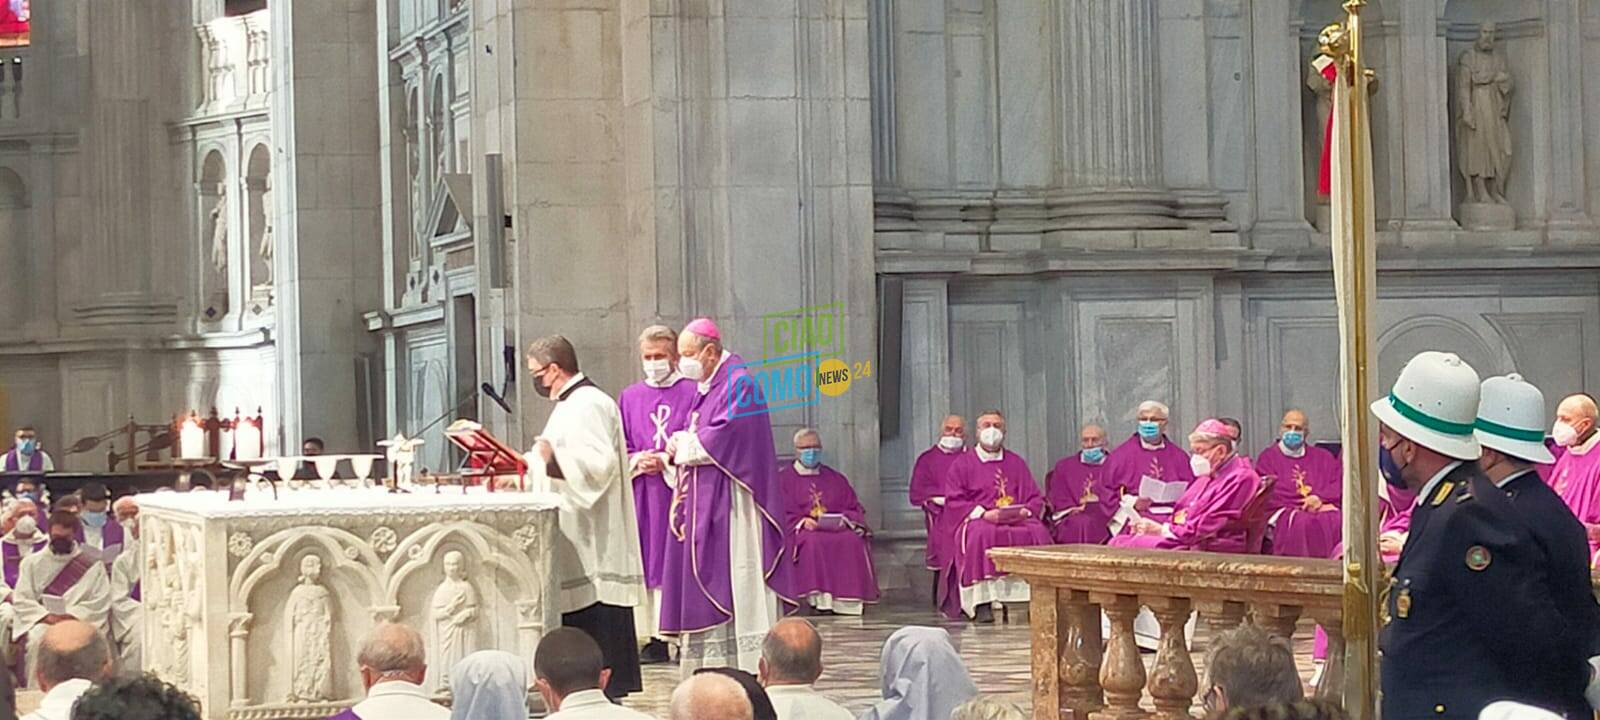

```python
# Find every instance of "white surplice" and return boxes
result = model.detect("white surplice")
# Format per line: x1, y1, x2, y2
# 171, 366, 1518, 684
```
13, 547, 111, 688
530, 373, 645, 614
766, 684, 856, 720
109, 541, 141, 671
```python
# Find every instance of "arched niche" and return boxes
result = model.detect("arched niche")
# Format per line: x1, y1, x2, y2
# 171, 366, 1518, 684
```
1440, 0, 1542, 224
0, 167, 30, 317
244, 144, 273, 300
198, 149, 231, 321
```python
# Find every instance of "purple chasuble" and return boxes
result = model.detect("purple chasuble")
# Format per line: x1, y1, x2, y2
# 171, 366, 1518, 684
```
778, 465, 880, 604
75, 519, 124, 567
909, 445, 966, 570
1552, 444, 1600, 561
1110, 454, 1261, 553
659, 352, 791, 635
945, 450, 1051, 589
1256, 443, 1343, 559
1, 450, 42, 472
619, 377, 699, 589
1103, 434, 1196, 519
43, 552, 94, 596
1045, 454, 1113, 545
2, 537, 44, 589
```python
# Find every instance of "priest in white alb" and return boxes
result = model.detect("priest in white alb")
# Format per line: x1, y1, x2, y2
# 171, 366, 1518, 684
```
12, 510, 110, 688
109, 499, 142, 672
525, 334, 646, 699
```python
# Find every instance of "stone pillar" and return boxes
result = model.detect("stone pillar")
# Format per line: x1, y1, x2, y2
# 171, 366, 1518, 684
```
270, 0, 384, 451
1393, 0, 1455, 239
1545, 0, 1595, 240
1248, 0, 1313, 245
1058, 0, 1161, 189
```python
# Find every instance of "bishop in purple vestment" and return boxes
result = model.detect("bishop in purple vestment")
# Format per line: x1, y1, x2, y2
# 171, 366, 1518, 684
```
909, 414, 967, 571
942, 410, 1051, 622
779, 429, 879, 615
1103, 401, 1196, 531
662, 319, 790, 672
618, 325, 700, 658
1046, 424, 1113, 545
1257, 410, 1343, 559
1111, 419, 1261, 553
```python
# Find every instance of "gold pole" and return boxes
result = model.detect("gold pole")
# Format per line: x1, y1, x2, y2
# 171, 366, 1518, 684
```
1334, 1, 1380, 719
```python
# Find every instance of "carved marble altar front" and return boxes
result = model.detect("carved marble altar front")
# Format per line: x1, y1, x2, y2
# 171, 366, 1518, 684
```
138, 489, 559, 720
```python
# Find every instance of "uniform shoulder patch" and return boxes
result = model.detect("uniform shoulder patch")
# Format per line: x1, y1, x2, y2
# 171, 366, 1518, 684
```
1465, 545, 1492, 571
1430, 481, 1455, 507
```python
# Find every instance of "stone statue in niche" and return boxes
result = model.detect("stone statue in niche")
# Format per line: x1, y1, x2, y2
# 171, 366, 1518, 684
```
1306, 63, 1333, 209
257, 174, 274, 286
209, 193, 229, 274
1455, 22, 1514, 229
428, 550, 479, 693
286, 554, 334, 702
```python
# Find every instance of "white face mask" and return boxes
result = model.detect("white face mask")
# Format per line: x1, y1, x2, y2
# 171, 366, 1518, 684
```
1554, 420, 1580, 447
938, 435, 963, 451
978, 427, 1004, 449
679, 354, 706, 382
643, 358, 672, 383
13, 515, 36, 536
1189, 452, 1213, 478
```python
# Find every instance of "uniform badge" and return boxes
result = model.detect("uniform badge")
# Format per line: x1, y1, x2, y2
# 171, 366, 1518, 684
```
1465, 545, 1492, 571
1430, 481, 1454, 507
1396, 588, 1411, 619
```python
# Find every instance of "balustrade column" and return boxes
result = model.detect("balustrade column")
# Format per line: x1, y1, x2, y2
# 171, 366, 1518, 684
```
1195, 600, 1246, 641
1059, 590, 1105, 719
1033, 584, 1060, 720
1250, 602, 1303, 640
1090, 593, 1147, 720
1145, 597, 1198, 720
1311, 610, 1347, 700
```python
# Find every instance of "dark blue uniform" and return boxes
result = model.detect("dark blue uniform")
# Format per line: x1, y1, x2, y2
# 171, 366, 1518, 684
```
1382, 462, 1583, 718
1498, 467, 1600, 717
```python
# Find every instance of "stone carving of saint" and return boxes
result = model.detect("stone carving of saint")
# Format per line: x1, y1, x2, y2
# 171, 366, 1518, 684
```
428, 550, 479, 693
1455, 23, 1513, 205
258, 176, 274, 285
209, 194, 229, 275
286, 554, 334, 702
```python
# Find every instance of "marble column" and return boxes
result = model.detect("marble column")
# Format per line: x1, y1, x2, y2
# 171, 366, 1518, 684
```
1392, 0, 1455, 239
1545, 0, 1595, 240
1247, 0, 1313, 246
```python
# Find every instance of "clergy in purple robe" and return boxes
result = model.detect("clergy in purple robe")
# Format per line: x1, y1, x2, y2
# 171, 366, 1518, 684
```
663, 318, 789, 673
74, 483, 124, 569
908, 414, 966, 572
618, 324, 700, 663
1258, 410, 1343, 559
779, 429, 879, 615
1103, 401, 1196, 534
2, 427, 53, 473
1110, 419, 1262, 553
1046, 424, 1113, 545
13, 511, 110, 688
943, 410, 1052, 623
1550, 394, 1600, 562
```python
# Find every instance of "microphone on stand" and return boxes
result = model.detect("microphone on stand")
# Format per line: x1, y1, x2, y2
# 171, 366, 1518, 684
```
481, 383, 514, 414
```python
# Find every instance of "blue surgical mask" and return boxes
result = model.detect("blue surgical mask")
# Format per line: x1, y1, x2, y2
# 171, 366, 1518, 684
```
1282, 431, 1305, 450
798, 448, 822, 469
81, 510, 108, 530
16, 439, 35, 455
1081, 446, 1106, 464
1379, 444, 1406, 489
1137, 421, 1161, 441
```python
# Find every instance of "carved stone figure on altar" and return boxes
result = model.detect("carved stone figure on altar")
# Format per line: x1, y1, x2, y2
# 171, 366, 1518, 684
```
209, 193, 229, 274
1455, 23, 1514, 228
152, 524, 194, 685
286, 554, 334, 702
257, 175, 274, 286
428, 550, 478, 693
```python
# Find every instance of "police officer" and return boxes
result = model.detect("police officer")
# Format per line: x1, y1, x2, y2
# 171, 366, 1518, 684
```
1374, 352, 1578, 718
1473, 373, 1600, 716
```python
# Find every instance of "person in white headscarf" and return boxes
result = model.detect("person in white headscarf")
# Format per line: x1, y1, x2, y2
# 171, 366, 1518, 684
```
859, 626, 978, 720
449, 650, 529, 720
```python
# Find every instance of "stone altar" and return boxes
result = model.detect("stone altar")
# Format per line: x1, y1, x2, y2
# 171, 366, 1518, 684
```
138, 488, 560, 720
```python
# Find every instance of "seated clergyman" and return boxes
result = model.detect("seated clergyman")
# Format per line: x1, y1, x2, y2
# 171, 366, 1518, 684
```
778, 429, 879, 616
12, 511, 109, 690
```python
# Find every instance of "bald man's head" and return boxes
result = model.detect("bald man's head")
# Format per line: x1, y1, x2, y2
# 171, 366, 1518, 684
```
1557, 394, 1599, 446
1281, 410, 1308, 431
760, 618, 823, 686
37, 619, 111, 691
671, 672, 754, 720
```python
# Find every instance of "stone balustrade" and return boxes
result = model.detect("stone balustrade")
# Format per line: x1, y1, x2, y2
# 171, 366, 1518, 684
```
0, 47, 25, 122
990, 545, 1343, 720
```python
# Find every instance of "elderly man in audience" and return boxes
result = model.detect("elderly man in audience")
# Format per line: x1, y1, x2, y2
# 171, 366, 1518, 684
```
1258, 410, 1343, 559
13, 512, 109, 689
1200, 624, 1304, 720
909, 414, 967, 584
757, 618, 851, 720
326, 622, 447, 720
21, 619, 111, 720
66, 674, 203, 720
533, 627, 654, 720
1110, 418, 1262, 553
671, 672, 755, 720
2, 498, 44, 591
1105, 400, 1196, 532
1046, 424, 1114, 545
941, 410, 1052, 623
779, 429, 879, 616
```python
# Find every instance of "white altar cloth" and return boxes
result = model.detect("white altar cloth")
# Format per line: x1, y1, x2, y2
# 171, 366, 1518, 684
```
138, 488, 561, 720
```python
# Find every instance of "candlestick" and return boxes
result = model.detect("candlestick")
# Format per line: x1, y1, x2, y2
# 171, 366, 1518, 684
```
179, 414, 206, 460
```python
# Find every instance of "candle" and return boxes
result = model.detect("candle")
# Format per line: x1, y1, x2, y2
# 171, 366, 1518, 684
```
179, 416, 206, 459
235, 420, 261, 461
